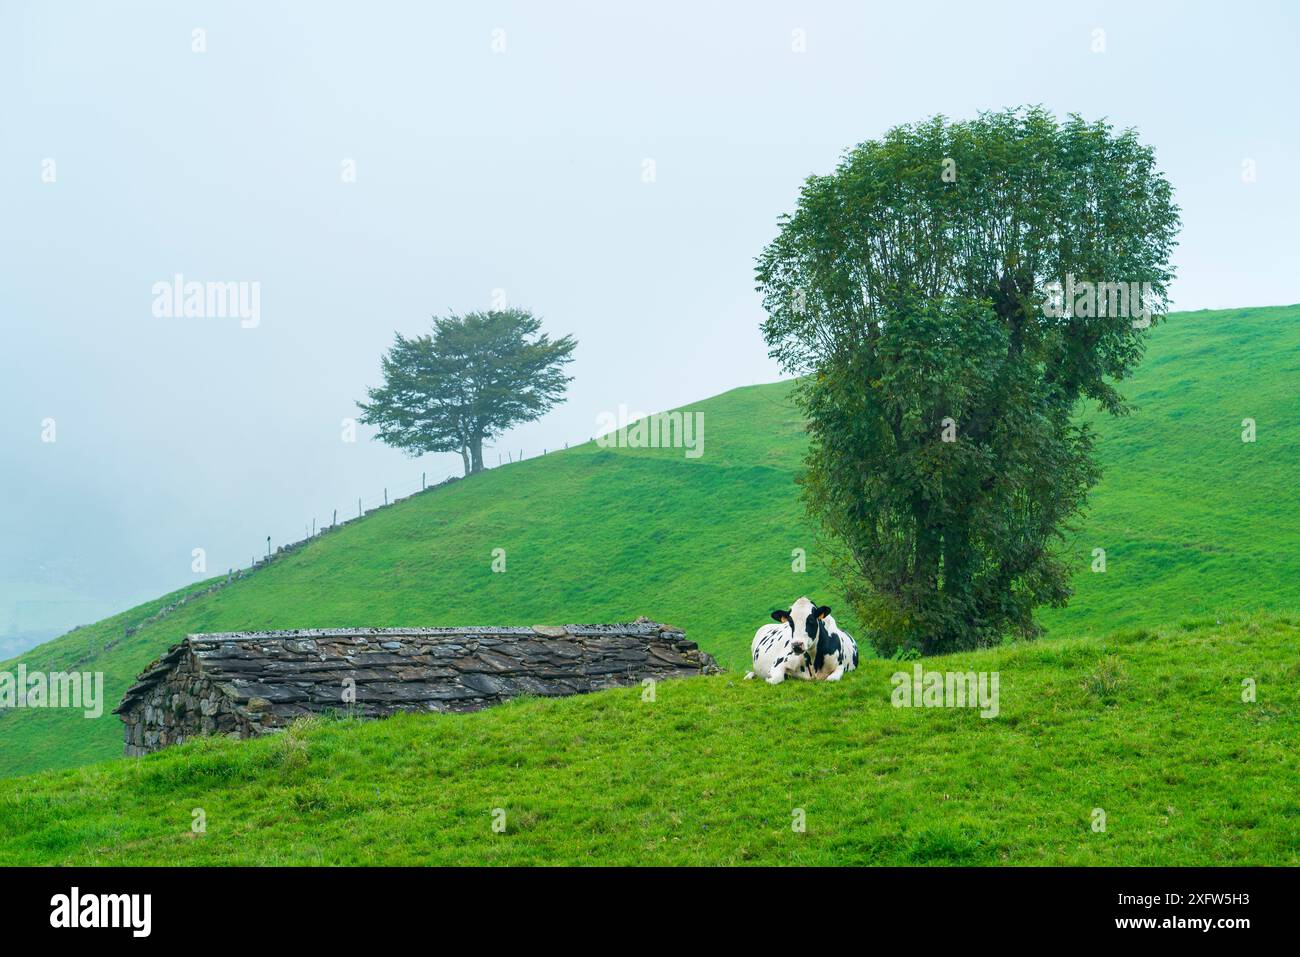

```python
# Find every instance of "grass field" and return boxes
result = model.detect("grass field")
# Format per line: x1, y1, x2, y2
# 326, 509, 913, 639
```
1, 304, 1298, 837
2, 613, 1296, 865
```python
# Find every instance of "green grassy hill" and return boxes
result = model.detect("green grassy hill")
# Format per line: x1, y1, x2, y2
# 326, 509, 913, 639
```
2, 613, 1296, 865
1, 303, 1298, 795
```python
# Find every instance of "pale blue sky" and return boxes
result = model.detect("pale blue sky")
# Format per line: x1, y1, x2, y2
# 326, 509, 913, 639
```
2, 0, 1297, 646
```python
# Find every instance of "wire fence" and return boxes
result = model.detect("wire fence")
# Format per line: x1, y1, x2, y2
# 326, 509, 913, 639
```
245, 436, 597, 573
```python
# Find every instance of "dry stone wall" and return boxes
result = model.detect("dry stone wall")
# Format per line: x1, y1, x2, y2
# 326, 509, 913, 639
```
120, 647, 257, 756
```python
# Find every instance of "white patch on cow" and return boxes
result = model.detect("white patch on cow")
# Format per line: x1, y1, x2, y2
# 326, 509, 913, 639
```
748, 622, 802, 684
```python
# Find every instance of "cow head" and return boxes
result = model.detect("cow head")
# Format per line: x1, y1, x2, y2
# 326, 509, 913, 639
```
770, 596, 831, 656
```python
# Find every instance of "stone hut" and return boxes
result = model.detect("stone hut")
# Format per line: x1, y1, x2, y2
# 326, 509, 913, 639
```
114, 619, 718, 756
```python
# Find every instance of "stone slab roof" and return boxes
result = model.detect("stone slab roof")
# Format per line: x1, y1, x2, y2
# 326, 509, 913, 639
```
115, 620, 718, 727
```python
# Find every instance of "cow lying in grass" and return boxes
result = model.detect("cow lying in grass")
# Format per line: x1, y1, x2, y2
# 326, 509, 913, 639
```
744, 596, 859, 685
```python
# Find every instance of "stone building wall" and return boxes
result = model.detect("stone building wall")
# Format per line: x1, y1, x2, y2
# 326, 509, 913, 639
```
120, 650, 257, 757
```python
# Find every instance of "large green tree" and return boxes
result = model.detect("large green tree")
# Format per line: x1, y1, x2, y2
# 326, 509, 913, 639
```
358, 309, 576, 476
756, 108, 1180, 655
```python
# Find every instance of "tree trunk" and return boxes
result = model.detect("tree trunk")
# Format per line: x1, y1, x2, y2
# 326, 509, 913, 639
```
470, 435, 485, 474
941, 518, 974, 651
942, 519, 973, 600
459, 444, 471, 477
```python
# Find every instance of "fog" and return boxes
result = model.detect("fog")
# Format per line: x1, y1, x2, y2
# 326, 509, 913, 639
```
2, 0, 1296, 650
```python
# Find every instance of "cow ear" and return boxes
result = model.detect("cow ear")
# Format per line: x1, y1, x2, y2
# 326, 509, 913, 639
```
771, 610, 790, 623
816, 606, 831, 620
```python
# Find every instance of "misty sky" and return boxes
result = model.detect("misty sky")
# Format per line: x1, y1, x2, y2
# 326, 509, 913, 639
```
2, 0, 1297, 649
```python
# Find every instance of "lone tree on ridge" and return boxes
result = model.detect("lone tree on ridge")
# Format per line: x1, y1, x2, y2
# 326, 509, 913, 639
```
358, 309, 577, 476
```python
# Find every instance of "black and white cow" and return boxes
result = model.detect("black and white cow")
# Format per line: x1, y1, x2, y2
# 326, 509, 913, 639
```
744, 596, 859, 684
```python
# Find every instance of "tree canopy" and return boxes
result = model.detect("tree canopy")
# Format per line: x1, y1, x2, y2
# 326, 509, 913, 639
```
756, 108, 1180, 654
358, 309, 576, 475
